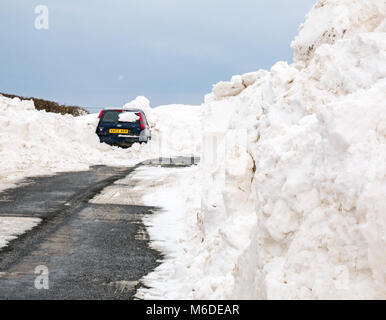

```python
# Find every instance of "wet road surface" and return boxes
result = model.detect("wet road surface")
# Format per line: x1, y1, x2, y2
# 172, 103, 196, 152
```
0, 158, 197, 300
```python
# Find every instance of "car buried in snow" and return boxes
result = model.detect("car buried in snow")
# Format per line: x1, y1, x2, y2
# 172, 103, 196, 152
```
95, 108, 151, 148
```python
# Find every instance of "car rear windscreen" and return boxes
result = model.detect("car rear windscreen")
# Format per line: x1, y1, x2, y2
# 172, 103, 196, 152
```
100, 110, 121, 123
101, 110, 140, 124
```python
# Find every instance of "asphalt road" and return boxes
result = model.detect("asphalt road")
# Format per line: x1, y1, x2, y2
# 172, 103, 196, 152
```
0, 157, 198, 300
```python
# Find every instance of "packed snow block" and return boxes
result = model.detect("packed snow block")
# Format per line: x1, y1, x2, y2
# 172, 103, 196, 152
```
212, 75, 246, 100
241, 72, 260, 87
211, 71, 269, 101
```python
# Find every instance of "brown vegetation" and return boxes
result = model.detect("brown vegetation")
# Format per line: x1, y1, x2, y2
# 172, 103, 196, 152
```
0, 93, 88, 116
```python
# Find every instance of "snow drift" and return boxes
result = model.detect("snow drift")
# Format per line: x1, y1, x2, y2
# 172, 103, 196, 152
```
0, 95, 201, 191
139, 0, 386, 299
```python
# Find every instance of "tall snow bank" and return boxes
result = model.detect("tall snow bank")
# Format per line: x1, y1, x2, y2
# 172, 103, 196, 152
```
140, 0, 386, 299
150, 104, 202, 156
200, 0, 386, 299
0, 95, 201, 191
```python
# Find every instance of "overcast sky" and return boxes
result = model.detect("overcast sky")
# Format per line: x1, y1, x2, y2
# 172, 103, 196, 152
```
0, 0, 315, 111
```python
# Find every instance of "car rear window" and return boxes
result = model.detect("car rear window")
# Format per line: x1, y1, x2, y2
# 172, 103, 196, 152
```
100, 110, 121, 123
100, 110, 141, 124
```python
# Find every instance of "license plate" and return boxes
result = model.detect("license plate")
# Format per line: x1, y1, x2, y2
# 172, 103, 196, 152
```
109, 129, 129, 134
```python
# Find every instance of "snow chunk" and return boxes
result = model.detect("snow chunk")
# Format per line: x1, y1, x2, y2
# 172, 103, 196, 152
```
210, 71, 268, 101
118, 112, 139, 123
212, 75, 245, 100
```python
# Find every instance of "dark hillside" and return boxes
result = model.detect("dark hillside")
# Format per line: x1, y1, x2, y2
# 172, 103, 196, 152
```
0, 93, 88, 116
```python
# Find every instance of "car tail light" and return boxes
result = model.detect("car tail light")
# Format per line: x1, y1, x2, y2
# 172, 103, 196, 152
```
138, 112, 145, 130
98, 110, 104, 119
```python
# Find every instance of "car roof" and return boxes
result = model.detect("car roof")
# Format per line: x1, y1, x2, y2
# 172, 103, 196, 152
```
102, 108, 143, 112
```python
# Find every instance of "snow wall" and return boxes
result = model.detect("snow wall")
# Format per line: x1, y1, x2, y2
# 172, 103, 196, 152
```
199, 0, 386, 299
